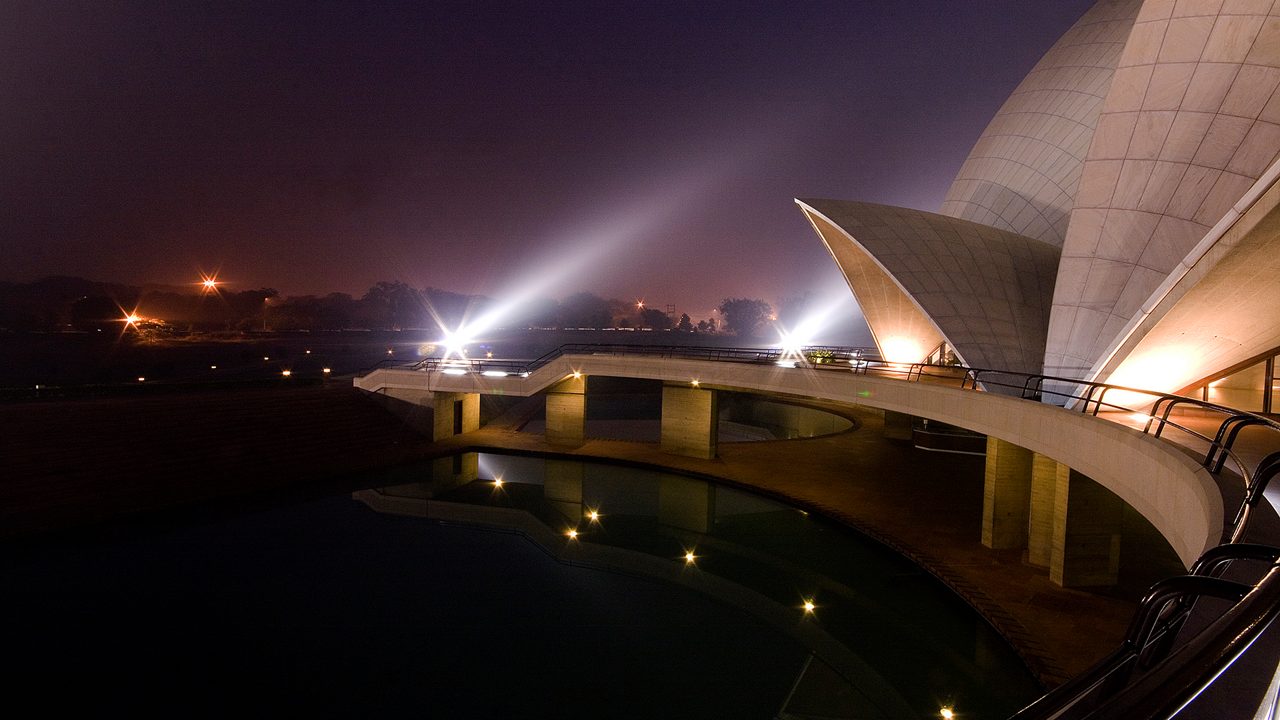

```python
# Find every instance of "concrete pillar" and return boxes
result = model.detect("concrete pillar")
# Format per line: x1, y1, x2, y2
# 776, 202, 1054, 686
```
429, 452, 479, 492
546, 375, 586, 446
981, 437, 1032, 550
432, 391, 479, 441
883, 410, 913, 440
1028, 453, 1061, 568
544, 459, 584, 525
1051, 469, 1123, 587
660, 384, 718, 459
658, 475, 714, 534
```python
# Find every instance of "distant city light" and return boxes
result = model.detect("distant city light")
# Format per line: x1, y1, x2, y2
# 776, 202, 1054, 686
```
636, 300, 645, 309
281, 370, 292, 377
123, 313, 141, 325
305, 349, 311, 354
263, 356, 270, 361
210, 365, 217, 369
322, 367, 332, 374
136, 376, 146, 382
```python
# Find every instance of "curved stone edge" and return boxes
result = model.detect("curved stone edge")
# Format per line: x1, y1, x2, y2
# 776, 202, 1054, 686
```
360, 354, 1224, 568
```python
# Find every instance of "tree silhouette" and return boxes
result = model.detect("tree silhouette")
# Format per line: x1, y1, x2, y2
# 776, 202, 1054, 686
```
718, 298, 772, 338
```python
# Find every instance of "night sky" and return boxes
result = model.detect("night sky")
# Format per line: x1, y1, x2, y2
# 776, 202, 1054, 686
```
3, 0, 1094, 319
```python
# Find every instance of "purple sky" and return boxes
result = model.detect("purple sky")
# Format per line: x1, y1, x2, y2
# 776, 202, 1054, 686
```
2, 0, 1094, 321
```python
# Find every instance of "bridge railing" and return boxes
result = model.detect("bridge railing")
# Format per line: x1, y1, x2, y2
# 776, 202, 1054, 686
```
371, 340, 1280, 718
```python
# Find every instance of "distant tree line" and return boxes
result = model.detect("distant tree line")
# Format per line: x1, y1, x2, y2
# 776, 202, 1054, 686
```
0, 277, 811, 339
2, 278, 808, 338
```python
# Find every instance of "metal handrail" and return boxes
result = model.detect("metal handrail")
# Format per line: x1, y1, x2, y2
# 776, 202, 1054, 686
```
363, 340, 1280, 717
1010, 546, 1273, 720
384, 342, 1280, 543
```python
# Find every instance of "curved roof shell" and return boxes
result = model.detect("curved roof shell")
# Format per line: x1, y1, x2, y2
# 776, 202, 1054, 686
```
797, 199, 1061, 376
941, 0, 1142, 247
1046, 0, 1280, 382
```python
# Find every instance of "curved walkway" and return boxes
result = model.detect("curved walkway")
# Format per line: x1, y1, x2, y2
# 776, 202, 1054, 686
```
361, 354, 1223, 567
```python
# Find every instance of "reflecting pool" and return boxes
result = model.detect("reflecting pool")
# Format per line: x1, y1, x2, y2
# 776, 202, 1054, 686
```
1, 452, 1040, 718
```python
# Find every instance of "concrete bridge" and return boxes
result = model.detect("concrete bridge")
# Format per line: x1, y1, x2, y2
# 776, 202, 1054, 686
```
356, 351, 1225, 588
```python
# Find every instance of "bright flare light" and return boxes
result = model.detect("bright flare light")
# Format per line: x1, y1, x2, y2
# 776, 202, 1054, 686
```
879, 336, 924, 364
441, 367, 467, 376
940, 708, 955, 720
802, 600, 816, 614
587, 509, 601, 523
684, 550, 697, 564
439, 328, 475, 360
123, 313, 141, 325
566, 529, 579, 540
281, 370, 292, 377
1104, 348, 1194, 410
493, 477, 505, 488
482, 370, 509, 377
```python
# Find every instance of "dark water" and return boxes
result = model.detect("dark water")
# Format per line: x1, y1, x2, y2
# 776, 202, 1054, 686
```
1, 453, 1040, 718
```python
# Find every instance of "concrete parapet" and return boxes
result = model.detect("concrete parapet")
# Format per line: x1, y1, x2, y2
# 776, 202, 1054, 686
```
357, 355, 1223, 567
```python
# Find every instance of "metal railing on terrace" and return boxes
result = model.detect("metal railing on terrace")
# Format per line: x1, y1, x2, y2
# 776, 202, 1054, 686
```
381, 341, 1280, 719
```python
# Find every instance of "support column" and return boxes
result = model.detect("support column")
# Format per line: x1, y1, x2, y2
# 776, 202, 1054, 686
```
545, 374, 586, 446
658, 475, 714, 534
432, 391, 479, 441
981, 437, 1032, 550
544, 459, 584, 525
660, 384, 718, 459
883, 410, 913, 440
1051, 470, 1123, 587
1027, 453, 1061, 568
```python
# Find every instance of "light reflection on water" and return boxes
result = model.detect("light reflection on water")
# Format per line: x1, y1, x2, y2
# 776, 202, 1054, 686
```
356, 452, 1042, 719
0, 450, 1039, 718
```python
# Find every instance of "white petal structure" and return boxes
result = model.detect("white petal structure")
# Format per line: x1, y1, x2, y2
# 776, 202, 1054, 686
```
801, 0, 1280, 396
